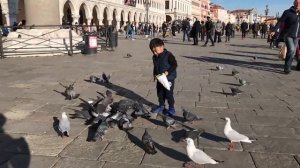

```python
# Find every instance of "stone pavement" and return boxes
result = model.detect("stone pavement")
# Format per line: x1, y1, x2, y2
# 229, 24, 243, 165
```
0, 33, 300, 168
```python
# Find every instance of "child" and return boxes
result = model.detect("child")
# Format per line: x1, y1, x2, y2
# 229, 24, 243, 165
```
150, 38, 178, 116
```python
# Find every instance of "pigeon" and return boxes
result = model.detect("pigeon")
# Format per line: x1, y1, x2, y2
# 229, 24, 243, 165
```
222, 117, 255, 150
216, 65, 224, 71
93, 120, 108, 141
107, 119, 118, 128
60, 81, 79, 100
124, 53, 133, 58
79, 97, 104, 118
96, 90, 113, 115
181, 128, 205, 147
160, 114, 177, 129
18, 34, 21, 38
102, 73, 111, 83
118, 116, 133, 131
252, 56, 257, 61
142, 128, 157, 155
182, 108, 202, 123
238, 78, 247, 86
232, 69, 239, 76
184, 138, 222, 167
132, 101, 151, 118
230, 87, 243, 96
58, 112, 71, 137
72, 110, 92, 120
90, 75, 99, 83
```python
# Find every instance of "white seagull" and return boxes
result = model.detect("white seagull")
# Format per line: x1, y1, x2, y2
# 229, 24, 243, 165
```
184, 138, 222, 168
222, 117, 255, 151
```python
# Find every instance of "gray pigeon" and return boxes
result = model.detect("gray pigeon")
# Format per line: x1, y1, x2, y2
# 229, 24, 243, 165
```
183, 108, 202, 123
142, 128, 157, 155
90, 75, 99, 83
230, 87, 243, 96
238, 78, 247, 86
133, 101, 151, 118
79, 97, 104, 118
102, 73, 111, 83
93, 120, 108, 141
118, 115, 133, 131
60, 81, 79, 100
232, 69, 239, 76
160, 114, 177, 129
216, 65, 224, 71
96, 90, 114, 115
58, 112, 71, 137
73, 110, 92, 120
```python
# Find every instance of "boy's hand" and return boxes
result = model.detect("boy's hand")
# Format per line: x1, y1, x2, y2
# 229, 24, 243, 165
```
164, 71, 168, 76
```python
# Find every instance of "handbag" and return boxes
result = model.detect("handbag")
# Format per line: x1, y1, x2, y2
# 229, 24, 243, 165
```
279, 43, 287, 61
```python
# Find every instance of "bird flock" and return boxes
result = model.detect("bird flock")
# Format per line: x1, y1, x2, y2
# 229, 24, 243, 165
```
55, 68, 256, 168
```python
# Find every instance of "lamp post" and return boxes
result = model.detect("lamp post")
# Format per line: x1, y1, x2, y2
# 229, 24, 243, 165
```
265, 5, 269, 17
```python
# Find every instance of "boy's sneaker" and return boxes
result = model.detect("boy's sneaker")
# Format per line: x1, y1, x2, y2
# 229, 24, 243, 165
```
164, 107, 176, 116
152, 105, 165, 113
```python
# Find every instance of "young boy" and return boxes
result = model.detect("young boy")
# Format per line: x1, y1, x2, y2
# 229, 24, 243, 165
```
150, 38, 178, 116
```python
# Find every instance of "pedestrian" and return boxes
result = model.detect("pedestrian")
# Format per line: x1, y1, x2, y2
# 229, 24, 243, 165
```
225, 22, 233, 43
271, 0, 300, 74
171, 22, 176, 36
162, 22, 167, 39
214, 20, 222, 43
203, 17, 214, 47
150, 38, 178, 116
252, 22, 259, 38
182, 18, 191, 42
200, 21, 205, 41
261, 22, 268, 39
192, 18, 201, 45
241, 20, 248, 39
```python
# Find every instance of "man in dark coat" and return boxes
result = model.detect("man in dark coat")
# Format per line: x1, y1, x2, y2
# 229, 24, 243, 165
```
203, 17, 214, 47
225, 22, 233, 43
271, 0, 300, 74
192, 18, 201, 45
261, 22, 268, 39
241, 20, 248, 39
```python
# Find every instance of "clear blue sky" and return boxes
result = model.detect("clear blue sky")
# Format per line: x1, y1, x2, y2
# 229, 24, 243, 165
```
211, 0, 293, 16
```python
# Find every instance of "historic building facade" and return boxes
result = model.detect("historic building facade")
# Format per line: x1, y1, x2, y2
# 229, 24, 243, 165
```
0, 0, 166, 29
165, 0, 192, 22
191, 0, 201, 21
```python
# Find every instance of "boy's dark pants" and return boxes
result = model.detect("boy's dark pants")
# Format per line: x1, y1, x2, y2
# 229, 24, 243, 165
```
156, 80, 175, 108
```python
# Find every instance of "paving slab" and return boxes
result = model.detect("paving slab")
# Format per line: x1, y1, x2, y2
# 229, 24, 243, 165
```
251, 152, 300, 168
53, 157, 104, 168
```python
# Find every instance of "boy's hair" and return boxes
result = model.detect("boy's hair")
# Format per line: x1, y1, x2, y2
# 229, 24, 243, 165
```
149, 38, 164, 50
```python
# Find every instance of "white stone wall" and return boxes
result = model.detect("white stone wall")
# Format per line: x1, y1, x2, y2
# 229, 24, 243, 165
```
165, 0, 192, 21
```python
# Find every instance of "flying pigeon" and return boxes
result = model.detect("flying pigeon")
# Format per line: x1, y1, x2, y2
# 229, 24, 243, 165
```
142, 128, 157, 155
102, 73, 111, 83
221, 117, 256, 151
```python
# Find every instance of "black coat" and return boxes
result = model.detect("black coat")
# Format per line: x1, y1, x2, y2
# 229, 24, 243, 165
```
241, 22, 248, 31
274, 6, 300, 38
193, 21, 201, 32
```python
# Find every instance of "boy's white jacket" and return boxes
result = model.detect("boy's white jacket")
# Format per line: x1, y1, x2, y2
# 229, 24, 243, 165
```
156, 73, 171, 91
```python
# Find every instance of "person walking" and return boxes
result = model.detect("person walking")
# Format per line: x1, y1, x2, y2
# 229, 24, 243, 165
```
182, 18, 191, 42
192, 18, 201, 45
162, 22, 167, 39
261, 22, 268, 39
225, 22, 233, 43
199, 21, 205, 41
252, 22, 259, 38
271, 0, 300, 74
241, 20, 248, 39
214, 20, 223, 43
203, 17, 214, 47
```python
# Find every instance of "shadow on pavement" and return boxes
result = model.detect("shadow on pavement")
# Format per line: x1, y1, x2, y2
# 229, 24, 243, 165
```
182, 55, 284, 74
0, 114, 31, 168
232, 50, 278, 56
212, 51, 279, 61
94, 82, 156, 108
154, 141, 189, 162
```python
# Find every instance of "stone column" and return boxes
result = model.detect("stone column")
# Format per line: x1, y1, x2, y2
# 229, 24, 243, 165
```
72, 15, 80, 25
107, 19, 112, 26
24, 0, 60, 26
